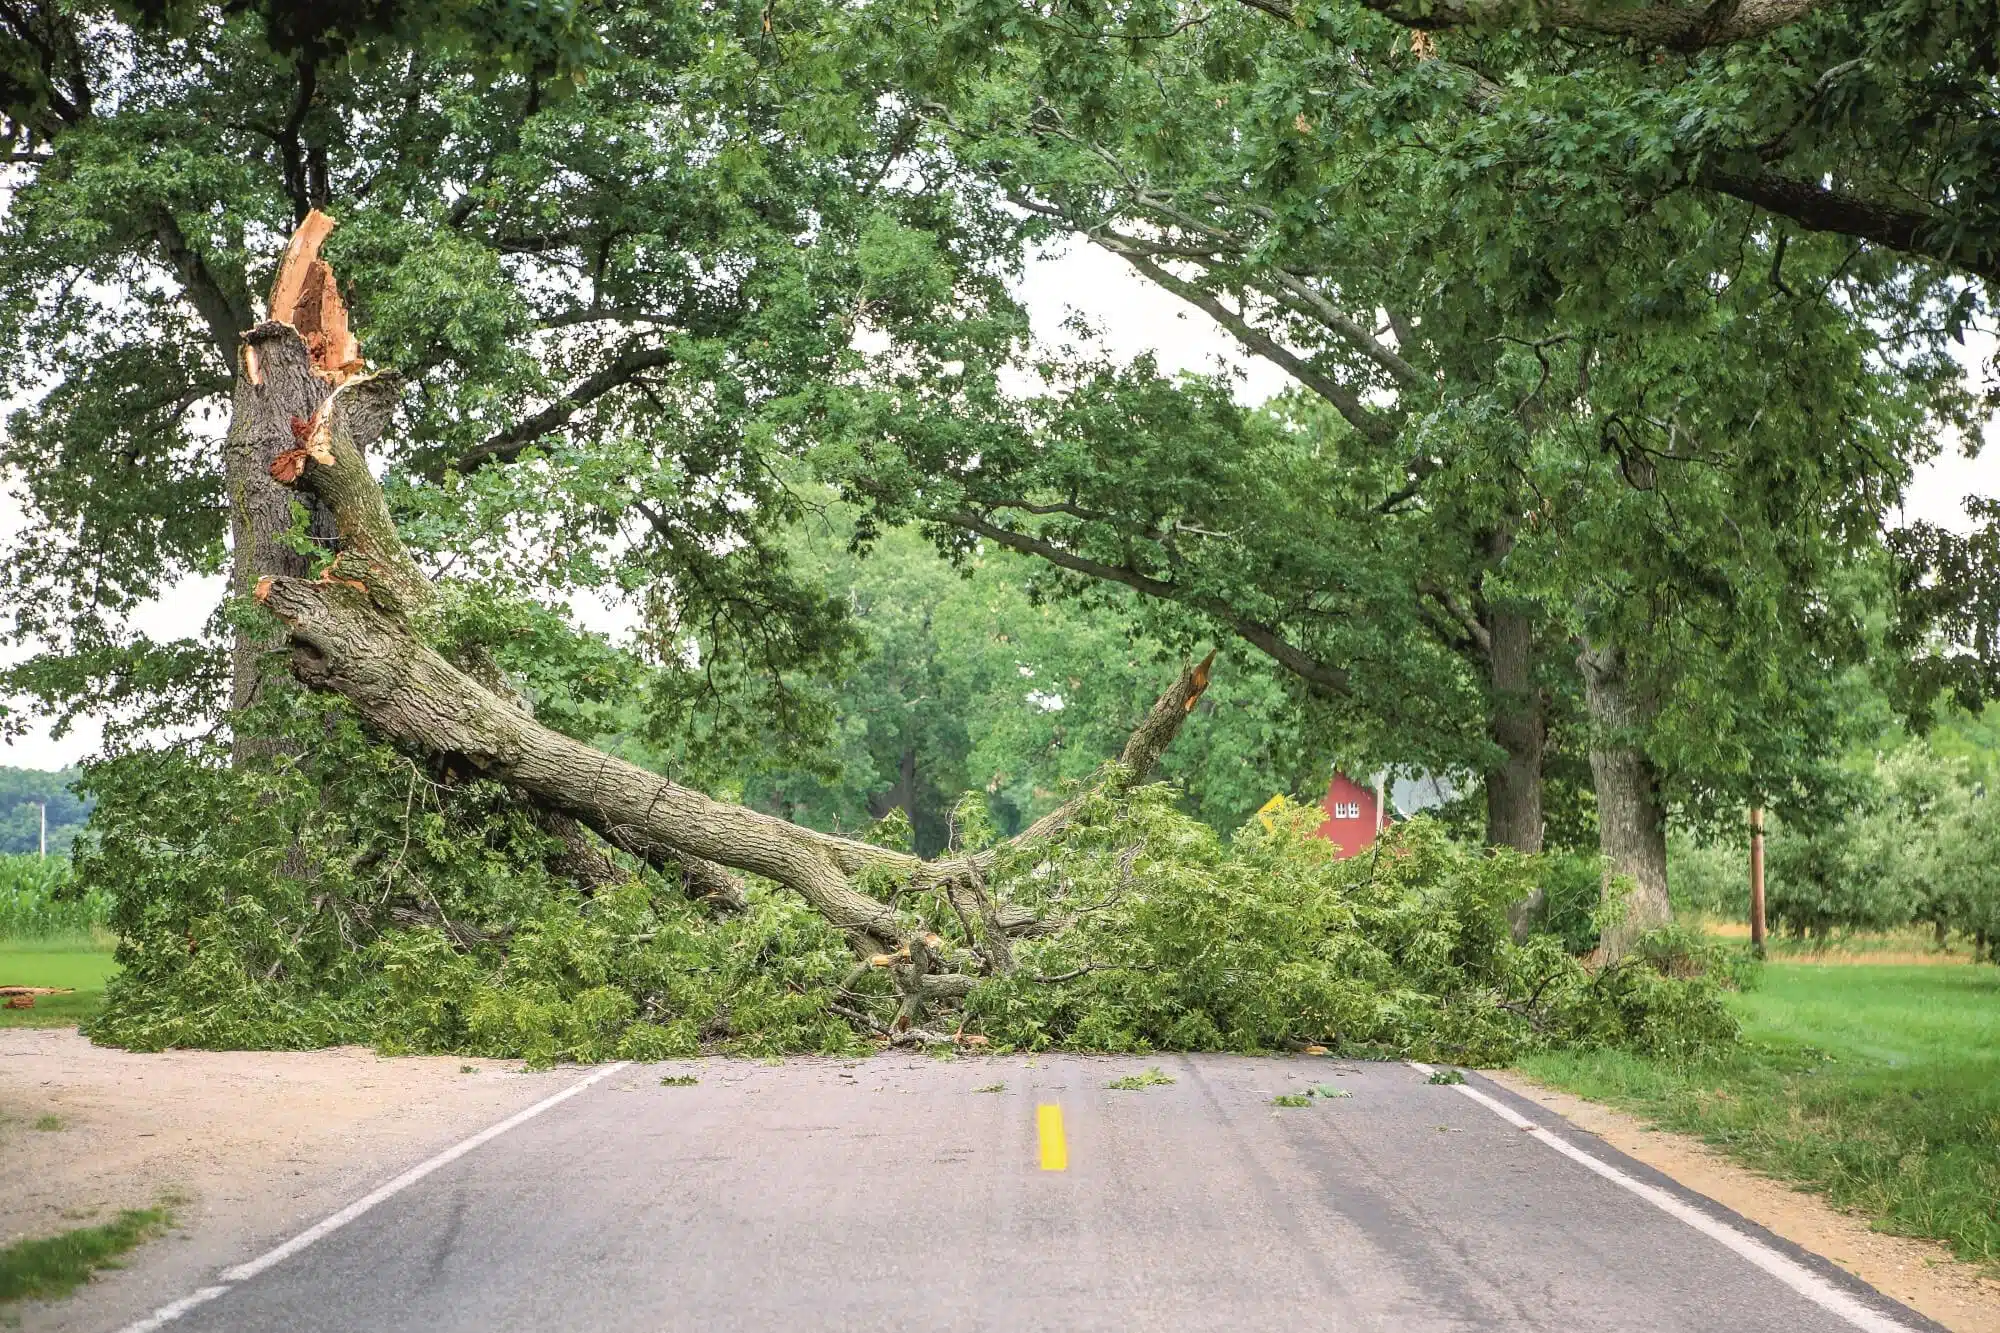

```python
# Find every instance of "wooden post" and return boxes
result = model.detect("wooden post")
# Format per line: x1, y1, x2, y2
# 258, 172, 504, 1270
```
1748, 805, 1766, 958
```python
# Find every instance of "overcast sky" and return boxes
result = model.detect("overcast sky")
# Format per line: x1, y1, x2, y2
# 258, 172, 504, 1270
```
3, 239, 1995, 769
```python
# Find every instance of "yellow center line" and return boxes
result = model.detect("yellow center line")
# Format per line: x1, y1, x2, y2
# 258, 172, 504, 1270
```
1037, 1103, 1068, 1171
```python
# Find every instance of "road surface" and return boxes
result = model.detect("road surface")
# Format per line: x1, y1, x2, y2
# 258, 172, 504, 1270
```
129, 1056, 1940, 1332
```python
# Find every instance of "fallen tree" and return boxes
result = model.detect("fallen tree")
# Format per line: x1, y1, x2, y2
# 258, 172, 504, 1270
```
235, 213, 1210, 1033
81, 215, 1748, 1064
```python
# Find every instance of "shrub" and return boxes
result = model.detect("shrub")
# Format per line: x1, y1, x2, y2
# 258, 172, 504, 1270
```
1668, 833, 1748, 920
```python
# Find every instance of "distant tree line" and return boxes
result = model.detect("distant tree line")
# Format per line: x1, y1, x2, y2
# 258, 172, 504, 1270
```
0, 767, 90, 856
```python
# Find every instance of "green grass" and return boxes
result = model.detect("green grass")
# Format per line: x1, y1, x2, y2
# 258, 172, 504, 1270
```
1518, 962, 2000, 1273
0, 1208, 173, 1306
0, 940, 118, 1029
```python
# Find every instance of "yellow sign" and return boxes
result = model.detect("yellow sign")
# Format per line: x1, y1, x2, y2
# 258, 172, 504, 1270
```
1256, 794, 1289, 832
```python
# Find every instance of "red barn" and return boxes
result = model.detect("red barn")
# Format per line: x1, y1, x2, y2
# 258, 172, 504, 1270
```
1314, 771, 1383, 858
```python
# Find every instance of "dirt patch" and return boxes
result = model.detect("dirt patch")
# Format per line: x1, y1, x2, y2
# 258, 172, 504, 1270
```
0, 1028, 581, 1333
1489, 1069, 2000, 1333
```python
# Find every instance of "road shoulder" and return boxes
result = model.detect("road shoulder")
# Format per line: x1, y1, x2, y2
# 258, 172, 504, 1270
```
0, 1027, 579, 1333
1488, 1069, 2000, 1333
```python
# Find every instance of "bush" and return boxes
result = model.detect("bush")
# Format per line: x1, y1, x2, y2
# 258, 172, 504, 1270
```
1929, 790, 2000, 961
1758, 742, 1997, 956
77, 723, 1744, 1065
1766, 812, 1913, 943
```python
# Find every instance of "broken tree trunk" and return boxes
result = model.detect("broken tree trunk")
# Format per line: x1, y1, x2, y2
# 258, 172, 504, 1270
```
225, 214, 353, 760
243, 213, 1209, 1020
225, 213, 668, 902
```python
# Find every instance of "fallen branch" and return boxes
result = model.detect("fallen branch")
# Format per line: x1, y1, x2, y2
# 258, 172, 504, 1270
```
245, 211, 1213, 1024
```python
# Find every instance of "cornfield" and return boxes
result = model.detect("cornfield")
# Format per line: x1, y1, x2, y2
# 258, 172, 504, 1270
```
0, 854, 110, 939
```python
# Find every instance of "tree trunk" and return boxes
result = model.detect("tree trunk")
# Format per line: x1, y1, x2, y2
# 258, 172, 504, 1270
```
1485, 604, 1547, 938
1577, 639, 1671, 961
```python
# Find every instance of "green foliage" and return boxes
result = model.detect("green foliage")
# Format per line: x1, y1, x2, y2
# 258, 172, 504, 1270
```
1424, 1069, 1464, 1086
963, 797, 1739, 1064
1758, 738, 2000, 955
1525, 852, 1605, 955
73, 723, 1739, 1064
1271, 1094, 1312, 1107
0, 1207, 174, 1305
1105, 1067, 1173, 1089
1667, 834, 1749, 920
659, 1074, 698, 1086
77, 727, 871, 1062
1520, 964, 2000, 1274
729, 511, 1327, 850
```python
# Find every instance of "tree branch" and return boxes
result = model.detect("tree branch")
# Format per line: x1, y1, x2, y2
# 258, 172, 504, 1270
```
945, 508, 1351, 695
1241, 0, 1828, 49
442, 342, 676, 477
154, 213, 256, 371
1096, 243, 1397, 445
1698, 166, 2000, 288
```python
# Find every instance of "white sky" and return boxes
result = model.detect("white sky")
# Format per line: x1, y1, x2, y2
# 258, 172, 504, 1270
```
3, 239, 1995, 768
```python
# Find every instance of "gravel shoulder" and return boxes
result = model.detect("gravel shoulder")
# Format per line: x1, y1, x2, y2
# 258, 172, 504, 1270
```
0, 1028, 579, 1333
1488, 1069, 2000, 1333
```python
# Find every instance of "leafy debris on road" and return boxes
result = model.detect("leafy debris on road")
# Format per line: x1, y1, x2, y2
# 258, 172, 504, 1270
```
1107, 1067, 1175, 1090
1427, 1069, 1466, 1085
660, 1074, 698, 1086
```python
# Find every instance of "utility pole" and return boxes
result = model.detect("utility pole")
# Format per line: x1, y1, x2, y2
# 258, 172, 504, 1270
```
1748, 806, 1767, 959
33, 801, 47, 859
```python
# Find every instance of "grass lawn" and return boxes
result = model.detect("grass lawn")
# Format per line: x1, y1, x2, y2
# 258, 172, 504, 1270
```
0, 938, 118, 1030
0, 1208, 173, 1306
1518, 962, 2000, 1273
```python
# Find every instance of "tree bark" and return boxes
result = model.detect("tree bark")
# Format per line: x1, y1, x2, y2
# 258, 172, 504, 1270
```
225, 323, 340, 756
1577, 639, 1671, 960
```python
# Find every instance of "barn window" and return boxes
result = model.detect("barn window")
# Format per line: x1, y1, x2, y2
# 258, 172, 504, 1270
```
1334, 801, 1360, 820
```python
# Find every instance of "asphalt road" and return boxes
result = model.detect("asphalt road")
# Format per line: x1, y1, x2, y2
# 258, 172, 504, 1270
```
153, 1055, 1938, 1333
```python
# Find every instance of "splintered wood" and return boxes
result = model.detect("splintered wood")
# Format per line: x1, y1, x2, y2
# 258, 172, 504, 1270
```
268, 208, 363, 384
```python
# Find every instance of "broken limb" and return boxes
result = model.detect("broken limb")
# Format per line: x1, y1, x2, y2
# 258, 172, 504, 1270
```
247, 215, 1209, 1026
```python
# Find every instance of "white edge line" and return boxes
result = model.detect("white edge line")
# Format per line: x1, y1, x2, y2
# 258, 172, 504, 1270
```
111, 1061, 630, 1333
115, 1285, 231, 1333
1410, 1062, 1921, 1333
